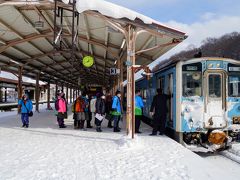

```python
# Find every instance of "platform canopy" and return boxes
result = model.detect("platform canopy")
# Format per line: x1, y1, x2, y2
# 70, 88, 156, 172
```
0, 0, 187, 87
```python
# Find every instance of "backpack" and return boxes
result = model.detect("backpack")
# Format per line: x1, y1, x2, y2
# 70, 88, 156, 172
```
111, 96, 119, 111
79, 98, 86, 112
55, 99, 60, 111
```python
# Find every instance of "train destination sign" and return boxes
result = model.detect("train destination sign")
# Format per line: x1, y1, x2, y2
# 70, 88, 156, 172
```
229, 67, 240, 72
186, 66, 198, 71
182, 62, 202, 71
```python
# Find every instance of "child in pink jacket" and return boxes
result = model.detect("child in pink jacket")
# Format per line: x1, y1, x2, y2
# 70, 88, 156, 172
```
56, 93, 67, 128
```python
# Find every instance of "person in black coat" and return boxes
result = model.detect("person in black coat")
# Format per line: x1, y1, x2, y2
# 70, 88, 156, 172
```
150, 88, 170, 135
95, 94, 106, 132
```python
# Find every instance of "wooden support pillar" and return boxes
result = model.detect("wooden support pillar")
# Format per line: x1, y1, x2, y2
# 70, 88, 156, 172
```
0, 87, 2, 103
35, 72, 40, 112
70, 87, 72, 103
73, 88, 75, 101
66, 84, 69, 104
4, 87, 7, 102
120, 58, 124, 94
126, 25, 136, 138
47, 81, 51, 110
117, 58, 121, 89
55, 82, 58, 97
18, 66, 23, 114
61, 84, 64, 93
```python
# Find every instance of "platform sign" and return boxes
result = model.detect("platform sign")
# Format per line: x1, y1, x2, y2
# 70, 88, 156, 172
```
110, 68, 120, 75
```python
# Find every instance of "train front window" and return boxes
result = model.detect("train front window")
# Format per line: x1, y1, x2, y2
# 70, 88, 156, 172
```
228, 73, 240, 97
182, 71, 202, 97
208, 74, 221, 98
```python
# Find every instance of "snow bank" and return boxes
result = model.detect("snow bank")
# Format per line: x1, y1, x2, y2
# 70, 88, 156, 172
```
0, 108, 240, 179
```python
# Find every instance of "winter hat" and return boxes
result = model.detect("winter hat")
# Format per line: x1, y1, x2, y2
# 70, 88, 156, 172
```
96, 92, 101, 98
115, 90, 121, 95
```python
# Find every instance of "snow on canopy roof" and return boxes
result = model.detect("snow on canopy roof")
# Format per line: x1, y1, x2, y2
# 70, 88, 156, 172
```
0, 0, 186, 87
58, 0, 184, 34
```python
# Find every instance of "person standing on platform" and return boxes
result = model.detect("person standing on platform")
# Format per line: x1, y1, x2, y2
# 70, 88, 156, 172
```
112, 90, 122, 132
82, 93, 91, 129
90, 95, 97, 125
135, 90, 144, 133
150, 88, 169, 135
56, 92, 67, 128
18, 94, 33, 128
95, 94, 106, 132
72, 96, 85, 129
105, 91, 113, 128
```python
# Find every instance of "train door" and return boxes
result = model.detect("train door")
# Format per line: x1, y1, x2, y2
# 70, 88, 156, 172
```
166, 74, 174, 128
204, 71, 227, 128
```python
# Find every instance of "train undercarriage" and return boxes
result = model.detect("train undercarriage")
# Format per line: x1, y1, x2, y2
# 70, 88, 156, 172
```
182, 129, 240, 152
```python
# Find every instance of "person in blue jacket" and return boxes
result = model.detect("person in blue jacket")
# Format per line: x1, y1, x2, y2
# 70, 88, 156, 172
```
112, 90, 122, 132
18, 94, 33, 128
135, 90, 144, 133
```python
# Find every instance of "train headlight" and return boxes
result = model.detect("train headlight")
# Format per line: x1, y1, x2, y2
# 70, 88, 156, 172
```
232, 117, 240, 124
208, 64, 213, 68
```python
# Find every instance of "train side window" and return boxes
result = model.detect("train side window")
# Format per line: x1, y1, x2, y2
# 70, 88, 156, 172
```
182, 71, 202, 97
140, 89, 147, 99
158, 77, 165, 91
228, 73, 240, 97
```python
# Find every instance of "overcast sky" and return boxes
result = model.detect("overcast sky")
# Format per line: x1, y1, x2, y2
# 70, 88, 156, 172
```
107, 0, 240, 61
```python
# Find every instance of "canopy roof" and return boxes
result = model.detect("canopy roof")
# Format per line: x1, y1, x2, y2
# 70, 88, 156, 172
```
0, 0, 186, 87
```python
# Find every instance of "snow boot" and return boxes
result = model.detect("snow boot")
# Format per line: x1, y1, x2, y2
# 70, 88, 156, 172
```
22, 124, 26, 128
96, 127, 102, 132
25, 124, 29, 128
79, 120, 85, 129
74, 120, 78, 129
113, 127, 120, 132
87, 121, 93, 128
149, 132, 157, 136
107, 120, 113, 128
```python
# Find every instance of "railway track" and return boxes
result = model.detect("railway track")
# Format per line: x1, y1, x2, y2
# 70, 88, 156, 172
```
220, 149, 240, 164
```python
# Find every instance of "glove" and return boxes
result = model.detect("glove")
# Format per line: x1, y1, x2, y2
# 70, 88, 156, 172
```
150, 112, 154, 117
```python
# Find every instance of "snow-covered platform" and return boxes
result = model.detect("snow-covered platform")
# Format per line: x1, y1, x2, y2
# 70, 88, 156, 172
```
0, 106, 240, 180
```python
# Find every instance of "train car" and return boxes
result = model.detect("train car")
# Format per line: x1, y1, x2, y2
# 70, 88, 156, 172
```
136, 57, 240, 152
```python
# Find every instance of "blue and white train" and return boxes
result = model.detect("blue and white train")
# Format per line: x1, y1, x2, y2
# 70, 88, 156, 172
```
136, 57, 240, 151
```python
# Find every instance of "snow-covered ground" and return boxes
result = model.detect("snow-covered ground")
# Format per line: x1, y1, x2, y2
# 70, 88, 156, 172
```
0, 106, 240, 180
